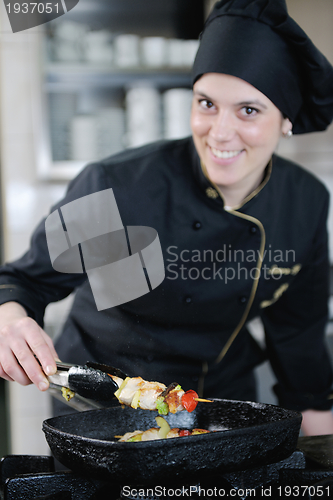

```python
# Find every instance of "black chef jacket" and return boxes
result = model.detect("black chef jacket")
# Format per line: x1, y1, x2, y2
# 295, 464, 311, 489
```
0, 137, 332, 411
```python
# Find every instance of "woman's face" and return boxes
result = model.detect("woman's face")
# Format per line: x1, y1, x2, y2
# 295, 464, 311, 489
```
191, 73, 292, 198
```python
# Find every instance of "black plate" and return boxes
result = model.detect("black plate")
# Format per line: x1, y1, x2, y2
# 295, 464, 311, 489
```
43, 399, 302, 483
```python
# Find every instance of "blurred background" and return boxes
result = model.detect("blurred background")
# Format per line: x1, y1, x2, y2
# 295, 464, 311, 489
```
0, 0, 332, 457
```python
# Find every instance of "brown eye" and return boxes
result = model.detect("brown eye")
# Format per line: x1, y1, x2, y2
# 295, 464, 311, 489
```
199, 99, 214, 109
242, 106, 258, 116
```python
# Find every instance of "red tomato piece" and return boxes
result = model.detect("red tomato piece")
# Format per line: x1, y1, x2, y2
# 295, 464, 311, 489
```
179, 429, 192, 437
182, 390, 198, 412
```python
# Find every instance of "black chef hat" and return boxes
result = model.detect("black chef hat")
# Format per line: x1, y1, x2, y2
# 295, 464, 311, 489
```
192, 0, 333, 134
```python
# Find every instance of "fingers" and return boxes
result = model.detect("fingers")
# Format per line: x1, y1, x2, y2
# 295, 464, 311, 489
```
23, 320, 58, 377
42, 330, 60, 363
0, 316, 58, 391
0, 347, 31, 385
0, 359, 15, 382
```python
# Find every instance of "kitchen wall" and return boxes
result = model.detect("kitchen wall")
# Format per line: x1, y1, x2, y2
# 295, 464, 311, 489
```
0, 3, 71, 454
0, 0, 333, 454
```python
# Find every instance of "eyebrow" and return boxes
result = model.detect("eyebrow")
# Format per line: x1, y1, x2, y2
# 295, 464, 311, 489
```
237, 100, 268, 109
193, 91, 268, 109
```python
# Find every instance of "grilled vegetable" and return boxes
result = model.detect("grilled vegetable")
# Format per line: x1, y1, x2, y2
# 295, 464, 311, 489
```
179, 429, 191, 437
117, 417, 210, 442
182, 390, 199, 413
156, 416, 171, 438
110, 375, 213, 415
156, 396, 169, 415
61, 387, 75, 402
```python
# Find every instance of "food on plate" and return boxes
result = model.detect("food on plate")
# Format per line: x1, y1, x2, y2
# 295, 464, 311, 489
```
117, 416, 210, 442
109, 375, 212, 415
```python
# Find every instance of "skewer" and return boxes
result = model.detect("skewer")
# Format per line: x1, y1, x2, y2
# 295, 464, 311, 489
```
109, 373, 215, 409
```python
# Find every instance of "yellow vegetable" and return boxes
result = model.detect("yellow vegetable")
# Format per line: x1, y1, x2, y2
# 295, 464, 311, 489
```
155, 416, 171, 439
131, 390, 141, 409
114, 377, 130, 399
61, 386, 75, 402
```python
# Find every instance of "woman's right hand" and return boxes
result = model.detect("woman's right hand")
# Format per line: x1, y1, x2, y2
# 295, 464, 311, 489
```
0, 301, 59, 391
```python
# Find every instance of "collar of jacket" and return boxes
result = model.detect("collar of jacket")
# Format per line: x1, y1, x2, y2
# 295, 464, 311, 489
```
189, 138, 272, 211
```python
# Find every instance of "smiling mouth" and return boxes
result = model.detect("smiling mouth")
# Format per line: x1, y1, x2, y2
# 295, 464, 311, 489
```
210, 147, 243, 159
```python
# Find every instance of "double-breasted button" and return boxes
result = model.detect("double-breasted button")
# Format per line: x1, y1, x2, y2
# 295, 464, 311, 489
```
193, 221, 202, 230
184, 296, 192, 304
239, 296, 247, 304
249, 226, 257, 234
206, 187, 219, 199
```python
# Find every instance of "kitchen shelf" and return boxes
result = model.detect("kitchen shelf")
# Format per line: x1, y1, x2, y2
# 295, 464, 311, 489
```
39, 160, 86, 181
44, 64, 192, 91
37, 0, 205, 180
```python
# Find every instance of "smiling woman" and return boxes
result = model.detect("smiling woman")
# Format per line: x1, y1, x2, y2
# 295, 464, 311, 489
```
191, 73, 292, 207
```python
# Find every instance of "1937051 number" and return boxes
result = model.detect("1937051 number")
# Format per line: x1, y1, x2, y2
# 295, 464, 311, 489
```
277, 485, 330, 496
6, 3, 60, 14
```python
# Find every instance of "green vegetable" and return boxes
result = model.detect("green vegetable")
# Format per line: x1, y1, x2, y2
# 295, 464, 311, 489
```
127, 434, 142, 442
156, 396, 169, 415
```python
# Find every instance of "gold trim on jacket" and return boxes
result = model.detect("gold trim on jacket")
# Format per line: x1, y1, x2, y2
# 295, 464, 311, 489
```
200, 160, 272, 369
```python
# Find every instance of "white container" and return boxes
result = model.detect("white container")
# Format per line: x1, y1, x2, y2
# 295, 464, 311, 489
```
53, 20, 88, 62
54, 20, 88, 42
126, 86, 161, 148
84, 30, 113, 65
53, 40, 82, 63
114, 34, 140, 68
141, 37, 167, 68
96, 107, 125, 158
166, 39, 185, 67
70, 115, 98, 161
163, 88, 193, 140
182, 40, 200, 67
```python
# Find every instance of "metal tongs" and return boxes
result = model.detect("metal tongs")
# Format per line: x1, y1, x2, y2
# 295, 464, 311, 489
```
47, 361, 128, 411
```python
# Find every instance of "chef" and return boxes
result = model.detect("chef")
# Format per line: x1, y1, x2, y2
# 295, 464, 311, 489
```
1, 0, 333, 435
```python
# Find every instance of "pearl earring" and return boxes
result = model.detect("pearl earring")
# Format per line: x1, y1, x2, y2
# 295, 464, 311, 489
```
283, 129, 293, 139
